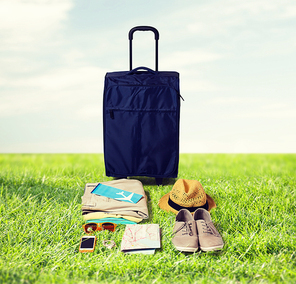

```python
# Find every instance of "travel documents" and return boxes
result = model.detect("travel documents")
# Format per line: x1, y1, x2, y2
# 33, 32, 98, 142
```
91, 183, 143, 204
120, 224, 161, 254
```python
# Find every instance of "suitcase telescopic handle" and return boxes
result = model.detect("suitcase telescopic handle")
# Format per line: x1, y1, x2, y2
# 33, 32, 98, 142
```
128, 26, 159, 71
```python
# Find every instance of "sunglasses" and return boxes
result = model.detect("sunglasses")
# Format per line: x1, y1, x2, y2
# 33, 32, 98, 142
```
83, 222, 117, 234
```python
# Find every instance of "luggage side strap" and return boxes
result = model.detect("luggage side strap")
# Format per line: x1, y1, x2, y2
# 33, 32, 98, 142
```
128, 26, 159, 71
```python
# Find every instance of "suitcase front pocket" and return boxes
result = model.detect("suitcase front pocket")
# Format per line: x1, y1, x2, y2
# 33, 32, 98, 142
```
139, 109, 179, 176
104, 108, 178, 177
104, 109, 140, 176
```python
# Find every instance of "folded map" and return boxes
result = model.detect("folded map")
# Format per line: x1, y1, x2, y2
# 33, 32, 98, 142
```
121, 224, 161, 254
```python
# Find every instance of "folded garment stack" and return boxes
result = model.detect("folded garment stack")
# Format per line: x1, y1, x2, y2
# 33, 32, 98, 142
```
81, 179, 149, 225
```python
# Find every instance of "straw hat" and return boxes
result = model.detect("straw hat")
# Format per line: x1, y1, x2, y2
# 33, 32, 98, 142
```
158, 179, 216, 214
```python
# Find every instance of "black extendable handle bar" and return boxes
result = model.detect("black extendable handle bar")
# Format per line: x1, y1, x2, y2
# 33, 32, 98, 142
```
128, 26, 159, 71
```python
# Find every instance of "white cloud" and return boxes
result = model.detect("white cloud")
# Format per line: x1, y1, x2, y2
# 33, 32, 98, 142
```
76, 105, 101, 120
241, 106, 296, 119
163, 50, 223, 68
205, 97, 296, 119
180, 78, 219, 93
0, 0, 73, 49
0, 66, 106, 117
11, 66, 105, 90
208, 97, 261, 105
1, 137, 103, 153
164, 0, 296, 38
161, 50, 223, 92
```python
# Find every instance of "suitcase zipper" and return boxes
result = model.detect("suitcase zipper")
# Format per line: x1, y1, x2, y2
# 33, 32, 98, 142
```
108, 108, 176, 113
106, 84, 184, 101
109, 109, 114, 119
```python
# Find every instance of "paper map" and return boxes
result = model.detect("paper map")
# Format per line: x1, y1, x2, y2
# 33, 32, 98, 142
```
121, 224, 160, 254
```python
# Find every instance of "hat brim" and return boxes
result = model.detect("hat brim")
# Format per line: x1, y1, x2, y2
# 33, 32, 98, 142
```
158, 192, 216, 215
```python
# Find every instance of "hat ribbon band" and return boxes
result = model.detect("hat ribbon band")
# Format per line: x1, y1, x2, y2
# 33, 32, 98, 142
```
168, 197, 209, 212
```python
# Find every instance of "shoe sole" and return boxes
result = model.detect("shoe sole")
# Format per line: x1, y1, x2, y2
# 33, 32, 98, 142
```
200, 245, 223, 252
175, 246, 199, 253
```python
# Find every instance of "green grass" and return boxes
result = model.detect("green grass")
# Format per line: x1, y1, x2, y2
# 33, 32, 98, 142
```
0, 154, 295, 283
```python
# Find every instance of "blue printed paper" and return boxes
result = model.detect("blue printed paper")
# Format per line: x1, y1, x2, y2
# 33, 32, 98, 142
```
91, 183, 143, 204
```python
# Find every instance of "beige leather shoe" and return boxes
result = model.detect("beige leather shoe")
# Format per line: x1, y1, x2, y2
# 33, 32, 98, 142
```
194, 208, 224, 251
172, 209, 199, 252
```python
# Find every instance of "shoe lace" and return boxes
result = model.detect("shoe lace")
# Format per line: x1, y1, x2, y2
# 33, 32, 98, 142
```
201, 221, 219, 236
173, 222, 194, 236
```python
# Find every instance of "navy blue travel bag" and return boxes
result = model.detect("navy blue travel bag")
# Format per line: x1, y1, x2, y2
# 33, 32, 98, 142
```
103, 26, 182, 184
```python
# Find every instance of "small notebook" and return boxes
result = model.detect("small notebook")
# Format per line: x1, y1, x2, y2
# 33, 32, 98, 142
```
91, 183, 143, 204
121, 224, 161, 254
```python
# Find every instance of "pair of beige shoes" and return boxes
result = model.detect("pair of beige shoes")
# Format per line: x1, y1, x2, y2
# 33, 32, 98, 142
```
172, 208, 224, 252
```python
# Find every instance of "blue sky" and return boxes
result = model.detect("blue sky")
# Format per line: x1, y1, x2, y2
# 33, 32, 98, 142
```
1, 0, 296, 153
